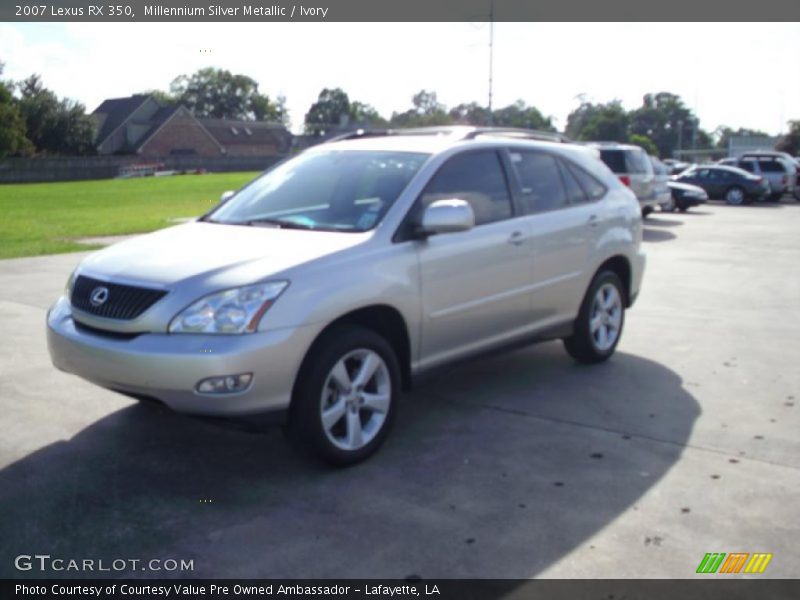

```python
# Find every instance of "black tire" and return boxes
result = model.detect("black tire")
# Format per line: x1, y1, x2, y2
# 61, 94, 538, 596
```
286, 325, 400, 466
724, 186, 746, 206
675, 199, 688, 212
563, 271, 625, 364
641, 206, 654, 218
768, 192, 782, 202
678, 205, 689, 213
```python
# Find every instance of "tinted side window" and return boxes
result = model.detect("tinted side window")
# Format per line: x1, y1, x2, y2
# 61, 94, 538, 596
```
757, 160, 785, 173
599, 149, 627, 174
564, 161, 607, 201
739, 161, 756, 173
508, 151, 569, 214
421, 150, 512, 226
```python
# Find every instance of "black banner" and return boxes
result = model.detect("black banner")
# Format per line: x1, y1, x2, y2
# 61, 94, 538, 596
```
3, 579, 800, 600
2, 0, 800, 22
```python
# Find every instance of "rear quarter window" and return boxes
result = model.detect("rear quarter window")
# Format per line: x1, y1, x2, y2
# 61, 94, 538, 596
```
599, 150, 627, 174
756, 160, 787, 173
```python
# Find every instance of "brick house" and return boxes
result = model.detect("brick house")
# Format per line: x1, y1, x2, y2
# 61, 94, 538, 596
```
92, 94, 290, 157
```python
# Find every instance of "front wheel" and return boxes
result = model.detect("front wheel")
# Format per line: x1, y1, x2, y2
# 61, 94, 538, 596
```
287, 326, 400, 466
724, 186, 745, 206
563, 271, 625, 364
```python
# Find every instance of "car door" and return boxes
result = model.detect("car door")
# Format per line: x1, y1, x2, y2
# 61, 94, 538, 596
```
414, 149, 533, 366
505, 149, 603, 324
683, 168, 712, 197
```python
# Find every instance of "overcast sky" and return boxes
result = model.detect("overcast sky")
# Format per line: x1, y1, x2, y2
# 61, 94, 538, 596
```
1, 22, 798, 135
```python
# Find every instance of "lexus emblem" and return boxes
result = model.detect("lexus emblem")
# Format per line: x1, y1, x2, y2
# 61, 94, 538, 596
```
89, 286, 110, 307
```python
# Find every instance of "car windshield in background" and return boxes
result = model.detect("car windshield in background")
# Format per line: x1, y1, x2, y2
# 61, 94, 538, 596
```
209, 150, 429, 232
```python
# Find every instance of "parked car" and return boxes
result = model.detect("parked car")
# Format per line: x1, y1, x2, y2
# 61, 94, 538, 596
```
674, 165, 770, 205
663, 158, 691, 175
589, 142, 658, 217
47, 126, 647, 465
738, 152, 797, 201
665, 181, 708, 212
720, 153, 796, 201
650, 156, 673, 211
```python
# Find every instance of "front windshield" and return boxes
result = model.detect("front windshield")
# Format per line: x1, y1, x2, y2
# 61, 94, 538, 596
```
208, 150, 430, 232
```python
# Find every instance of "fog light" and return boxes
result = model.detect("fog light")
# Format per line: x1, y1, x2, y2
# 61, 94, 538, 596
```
196, 373, 253, 394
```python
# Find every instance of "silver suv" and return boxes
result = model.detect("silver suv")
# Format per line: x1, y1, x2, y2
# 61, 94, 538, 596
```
590, 143, 658, 216
47, 127, 646, 465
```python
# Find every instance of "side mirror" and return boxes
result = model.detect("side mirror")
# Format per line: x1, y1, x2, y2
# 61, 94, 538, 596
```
219, 190, 236, 204
419, 199, 475, 235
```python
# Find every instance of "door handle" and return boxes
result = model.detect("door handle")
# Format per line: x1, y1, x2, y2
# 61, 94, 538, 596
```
588, 215, 599, 227
507, 231, 524, 246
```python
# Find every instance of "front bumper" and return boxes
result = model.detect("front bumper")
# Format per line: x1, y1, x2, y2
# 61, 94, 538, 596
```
46, 297, 319, 417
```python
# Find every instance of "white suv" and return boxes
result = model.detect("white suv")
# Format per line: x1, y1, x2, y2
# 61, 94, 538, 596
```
47, 127, 646, 465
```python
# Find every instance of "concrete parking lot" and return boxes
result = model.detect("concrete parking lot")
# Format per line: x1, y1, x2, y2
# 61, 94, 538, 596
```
0, 201, 798, 579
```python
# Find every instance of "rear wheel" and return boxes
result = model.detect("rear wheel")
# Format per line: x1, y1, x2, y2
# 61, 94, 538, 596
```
286, 326, 400, 466
563, 271, 625, 364
724, 186, 745, 206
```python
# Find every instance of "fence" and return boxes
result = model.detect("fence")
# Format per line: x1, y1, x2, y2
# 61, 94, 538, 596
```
0, 154, 285, 184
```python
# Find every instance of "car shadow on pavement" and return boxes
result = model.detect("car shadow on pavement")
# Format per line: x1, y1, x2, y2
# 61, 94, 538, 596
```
642, 227, 676, 242
0, 345, 699, 579
642, 216, 683, 227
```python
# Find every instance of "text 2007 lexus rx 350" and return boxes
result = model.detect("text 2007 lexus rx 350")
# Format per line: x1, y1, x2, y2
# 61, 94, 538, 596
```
47, 127, 646, 465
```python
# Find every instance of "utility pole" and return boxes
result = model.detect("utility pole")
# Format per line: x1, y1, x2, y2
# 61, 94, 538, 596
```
487, 0, 494, 125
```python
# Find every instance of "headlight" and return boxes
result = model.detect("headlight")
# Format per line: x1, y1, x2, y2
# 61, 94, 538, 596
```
168, 281, 288, 334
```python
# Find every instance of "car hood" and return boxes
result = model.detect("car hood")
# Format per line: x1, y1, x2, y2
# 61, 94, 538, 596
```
78, 221, 370, 287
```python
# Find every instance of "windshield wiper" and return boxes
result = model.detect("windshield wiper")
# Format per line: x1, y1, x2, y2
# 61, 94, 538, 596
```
234, 217, 315, 230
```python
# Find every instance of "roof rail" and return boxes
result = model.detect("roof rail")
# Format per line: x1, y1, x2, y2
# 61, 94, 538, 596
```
462, 127, 571, 143
323, 126, 572, 144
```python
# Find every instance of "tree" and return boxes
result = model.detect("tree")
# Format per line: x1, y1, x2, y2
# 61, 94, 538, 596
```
629, 92, 706, 158
449, 102, 490, 125
566, 100, 629, 142
350, 101, 387, 127
490, 100, 555, 131
390, 89, 453, 127
776, 121, 800, 156
304, 87, 353, 135
141, 89, 177, 106
170, 67, 280, 121
628, 134, 659, 157
17, 74, 95, 155
0, 62, 33, 158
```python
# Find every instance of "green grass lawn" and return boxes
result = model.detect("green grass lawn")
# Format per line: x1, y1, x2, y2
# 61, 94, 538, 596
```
0, 172, 260, 259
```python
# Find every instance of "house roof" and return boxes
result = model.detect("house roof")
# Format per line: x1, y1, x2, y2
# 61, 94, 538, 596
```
130, 105, 182, 150
198, 118, 289, 149
92, 94, 151, 143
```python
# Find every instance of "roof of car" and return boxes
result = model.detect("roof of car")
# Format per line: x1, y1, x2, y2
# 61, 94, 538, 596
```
691, 164, 753, 177
585, 142, 644, 152
308, 126, 577, 156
